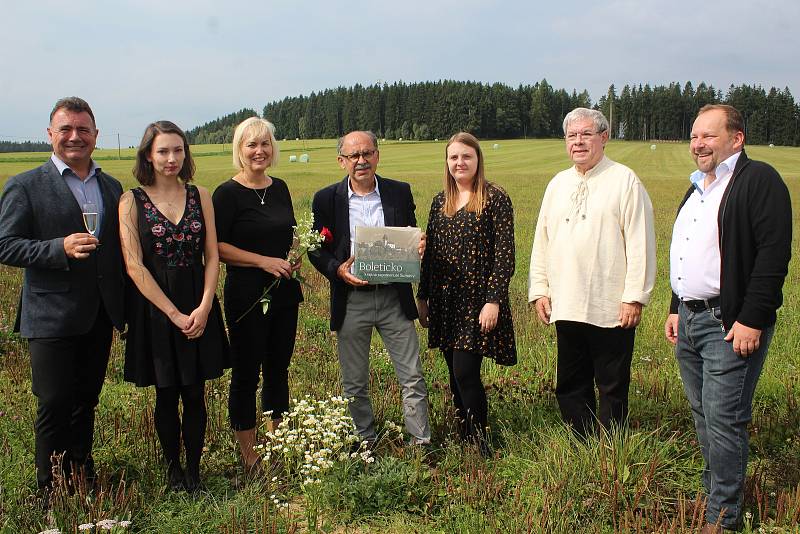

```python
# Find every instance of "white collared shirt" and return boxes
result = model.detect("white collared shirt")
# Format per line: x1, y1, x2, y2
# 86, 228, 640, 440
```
670, 151, 741, 300
347, 177, 385, 259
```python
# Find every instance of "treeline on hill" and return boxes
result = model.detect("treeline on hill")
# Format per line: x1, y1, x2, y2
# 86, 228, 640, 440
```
187, 80, 800, 146
185, 108, 260, 145
0, 140, 51, 153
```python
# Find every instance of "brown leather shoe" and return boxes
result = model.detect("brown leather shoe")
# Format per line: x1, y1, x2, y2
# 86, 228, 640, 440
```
700, 522, 728, 534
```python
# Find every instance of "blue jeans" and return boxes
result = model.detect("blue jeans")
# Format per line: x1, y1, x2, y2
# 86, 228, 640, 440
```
676, 302, 773, 529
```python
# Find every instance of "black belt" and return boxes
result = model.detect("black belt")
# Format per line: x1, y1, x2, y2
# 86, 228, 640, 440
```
352, 284, 378, 292
682, 297, 720, 312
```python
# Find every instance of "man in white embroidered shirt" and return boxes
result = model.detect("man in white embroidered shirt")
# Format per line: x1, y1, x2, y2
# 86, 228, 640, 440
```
665, 104, 791, 533
528, 107, 656, 438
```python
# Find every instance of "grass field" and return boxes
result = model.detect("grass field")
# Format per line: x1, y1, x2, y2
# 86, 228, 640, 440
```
1, 139, 799, 533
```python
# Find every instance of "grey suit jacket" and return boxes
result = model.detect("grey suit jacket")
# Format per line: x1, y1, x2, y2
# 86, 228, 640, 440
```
0, 159, 126, 338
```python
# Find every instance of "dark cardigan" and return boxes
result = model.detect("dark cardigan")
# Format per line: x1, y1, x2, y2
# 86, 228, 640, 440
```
669, 150, 792, 330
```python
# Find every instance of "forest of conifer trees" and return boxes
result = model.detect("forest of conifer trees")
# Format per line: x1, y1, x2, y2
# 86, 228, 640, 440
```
186, 80, 799, 146
0, 140, 51, 153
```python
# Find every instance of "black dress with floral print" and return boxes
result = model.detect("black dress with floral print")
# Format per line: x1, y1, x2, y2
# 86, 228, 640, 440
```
418, 183, 517, 365
138, 184, 204, 267
124, 184, 229, 387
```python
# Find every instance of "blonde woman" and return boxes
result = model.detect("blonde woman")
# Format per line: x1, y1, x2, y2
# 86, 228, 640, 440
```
417, 132, 516, 456
212, 117, 302, 472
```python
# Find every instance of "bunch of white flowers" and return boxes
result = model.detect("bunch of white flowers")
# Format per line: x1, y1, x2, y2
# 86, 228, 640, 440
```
287, 212, 327, 265
238, 212, 330, 320
41, 519, 131, 534
257, 395, 372, 488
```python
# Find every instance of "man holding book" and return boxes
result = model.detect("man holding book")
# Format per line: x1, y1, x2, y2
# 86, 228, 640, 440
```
309, 130, 431, 447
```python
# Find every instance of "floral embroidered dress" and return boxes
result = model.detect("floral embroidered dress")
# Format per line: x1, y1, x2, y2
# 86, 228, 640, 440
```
124, 184, 229, 387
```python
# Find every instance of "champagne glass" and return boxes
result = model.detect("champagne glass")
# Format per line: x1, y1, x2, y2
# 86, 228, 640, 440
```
82, 202, 99, 236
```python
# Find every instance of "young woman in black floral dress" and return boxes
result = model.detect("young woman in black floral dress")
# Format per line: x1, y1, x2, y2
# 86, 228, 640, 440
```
417, 132, 516, 456
119, 121, 228, 491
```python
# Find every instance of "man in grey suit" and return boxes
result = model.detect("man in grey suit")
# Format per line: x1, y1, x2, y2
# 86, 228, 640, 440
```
0, 97, 126, 491
309, 131, 431, 447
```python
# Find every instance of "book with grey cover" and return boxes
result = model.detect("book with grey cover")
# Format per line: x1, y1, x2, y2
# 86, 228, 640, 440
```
353, 226, 421, 283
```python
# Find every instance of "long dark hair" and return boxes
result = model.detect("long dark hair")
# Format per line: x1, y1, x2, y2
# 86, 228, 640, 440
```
133, 121, 195, 186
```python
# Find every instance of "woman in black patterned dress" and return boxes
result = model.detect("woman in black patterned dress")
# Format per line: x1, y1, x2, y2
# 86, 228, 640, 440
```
120, 121, 228, 491
417, 132, 516, 455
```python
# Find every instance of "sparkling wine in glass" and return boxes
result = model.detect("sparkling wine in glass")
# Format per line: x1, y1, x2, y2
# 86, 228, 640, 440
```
82, 202, 99, 236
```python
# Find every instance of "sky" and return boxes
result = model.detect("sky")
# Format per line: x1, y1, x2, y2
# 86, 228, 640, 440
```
2, 0, 797, 146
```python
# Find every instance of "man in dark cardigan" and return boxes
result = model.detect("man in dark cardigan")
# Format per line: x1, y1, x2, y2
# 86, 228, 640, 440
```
0, 97, 126, 492
665, 104, 792, 533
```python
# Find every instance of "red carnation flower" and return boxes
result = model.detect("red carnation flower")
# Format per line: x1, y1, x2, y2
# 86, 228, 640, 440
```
321, 226, 333, 244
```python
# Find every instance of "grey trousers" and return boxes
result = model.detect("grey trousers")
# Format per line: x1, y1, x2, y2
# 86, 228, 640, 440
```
336, 286, 431, 443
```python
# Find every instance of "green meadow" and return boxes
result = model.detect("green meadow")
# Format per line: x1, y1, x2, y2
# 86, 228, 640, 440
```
1, 139, 799, 533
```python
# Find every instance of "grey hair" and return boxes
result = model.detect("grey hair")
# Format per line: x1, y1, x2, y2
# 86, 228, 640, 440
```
562, 108, 609, 135
337, 130, 379, 155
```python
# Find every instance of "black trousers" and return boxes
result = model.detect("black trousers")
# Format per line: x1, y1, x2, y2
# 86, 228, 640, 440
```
29, 308, 113, 489
443, 349, 487, 442
554, 320, 635, 437
228, 303, 299, 430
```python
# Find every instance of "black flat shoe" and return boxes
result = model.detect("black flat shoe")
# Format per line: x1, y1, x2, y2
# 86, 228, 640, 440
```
184, 466, 201, 493
167, 463, 186, 492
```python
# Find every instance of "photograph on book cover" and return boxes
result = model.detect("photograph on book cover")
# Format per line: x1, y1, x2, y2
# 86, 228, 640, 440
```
353, 226, 421, 283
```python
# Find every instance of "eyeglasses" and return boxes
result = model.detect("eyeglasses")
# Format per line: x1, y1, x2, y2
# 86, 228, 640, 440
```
340, 149, 377, 162
565, 130, 603, 142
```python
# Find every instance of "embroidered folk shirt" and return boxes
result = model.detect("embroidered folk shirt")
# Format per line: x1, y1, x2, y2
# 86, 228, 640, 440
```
528, 156, 656, 328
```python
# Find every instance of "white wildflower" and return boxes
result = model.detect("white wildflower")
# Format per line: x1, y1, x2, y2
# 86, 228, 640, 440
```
96, 519, 118, 530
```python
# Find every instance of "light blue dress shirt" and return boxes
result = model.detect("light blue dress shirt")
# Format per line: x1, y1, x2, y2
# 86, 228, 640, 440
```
347, 177, 385, 255
51, 154, 105, 237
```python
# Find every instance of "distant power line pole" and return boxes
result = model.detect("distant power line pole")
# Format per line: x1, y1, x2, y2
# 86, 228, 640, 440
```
117, 133, 121, 159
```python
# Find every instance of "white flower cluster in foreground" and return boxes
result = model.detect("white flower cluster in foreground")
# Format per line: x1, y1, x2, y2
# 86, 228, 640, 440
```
257, 395, 373, 487
40, 519, 131, 534
287, 212, 326, 265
